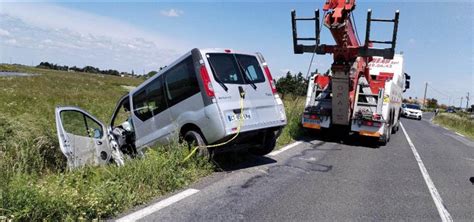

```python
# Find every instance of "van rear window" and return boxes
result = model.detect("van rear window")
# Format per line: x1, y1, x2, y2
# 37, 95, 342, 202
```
206, 53, 265, 84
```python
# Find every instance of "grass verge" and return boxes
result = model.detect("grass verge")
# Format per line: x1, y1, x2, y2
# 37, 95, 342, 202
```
433, 113, 474, 140
276, 95, 305, 147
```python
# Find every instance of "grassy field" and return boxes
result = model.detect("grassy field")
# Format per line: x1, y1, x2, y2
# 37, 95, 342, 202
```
0, 65, 214, 220
0, 65, 304, 220
433, 112, 474, 140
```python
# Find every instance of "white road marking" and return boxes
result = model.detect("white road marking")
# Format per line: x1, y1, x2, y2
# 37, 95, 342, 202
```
455, 132, 465, 137
400, 123, 453, 222
116, 188, 200, 222
268, 141, 303, 156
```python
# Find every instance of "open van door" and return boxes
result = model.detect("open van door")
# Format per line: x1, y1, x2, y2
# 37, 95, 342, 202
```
55, 106, 112, 168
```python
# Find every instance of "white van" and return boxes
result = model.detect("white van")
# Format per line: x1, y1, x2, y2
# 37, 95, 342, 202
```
55, 48, 287, 168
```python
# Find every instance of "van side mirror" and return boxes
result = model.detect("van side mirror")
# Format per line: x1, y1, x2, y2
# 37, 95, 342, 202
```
404, 73, 410, 92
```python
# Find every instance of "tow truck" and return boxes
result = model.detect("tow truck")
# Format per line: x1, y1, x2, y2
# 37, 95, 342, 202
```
291, 0, 410, 144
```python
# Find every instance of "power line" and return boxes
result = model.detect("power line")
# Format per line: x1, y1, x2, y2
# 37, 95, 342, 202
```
426, 84, 456, 98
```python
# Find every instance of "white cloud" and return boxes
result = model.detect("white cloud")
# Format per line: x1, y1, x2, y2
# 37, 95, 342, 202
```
0, 3, 190, 72
5, 38, 17, 45
0, 28, 10, 37
160, 9, 183, 17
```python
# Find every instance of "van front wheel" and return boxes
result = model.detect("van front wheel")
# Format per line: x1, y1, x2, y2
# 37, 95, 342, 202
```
184, 130, 210, 159
250, 131, 277, 156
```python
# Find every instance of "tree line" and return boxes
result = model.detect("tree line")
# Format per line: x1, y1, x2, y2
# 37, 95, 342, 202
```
36, 62, 137, 77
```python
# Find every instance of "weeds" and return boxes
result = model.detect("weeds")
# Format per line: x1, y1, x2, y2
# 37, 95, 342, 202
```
433, 113, 474, 140
276, 95, 305, 147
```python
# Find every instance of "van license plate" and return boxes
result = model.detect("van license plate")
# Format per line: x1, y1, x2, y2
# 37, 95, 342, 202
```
227, 111, 251, 122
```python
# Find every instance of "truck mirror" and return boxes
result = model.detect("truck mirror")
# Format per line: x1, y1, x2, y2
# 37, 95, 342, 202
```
404, 73, 411, 80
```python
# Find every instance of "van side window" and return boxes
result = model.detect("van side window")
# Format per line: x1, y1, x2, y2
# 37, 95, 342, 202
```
164, 57, 200, 106
132, 76, 167, 121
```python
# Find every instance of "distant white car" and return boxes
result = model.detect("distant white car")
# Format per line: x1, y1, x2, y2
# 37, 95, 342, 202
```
402, 104, 422, 120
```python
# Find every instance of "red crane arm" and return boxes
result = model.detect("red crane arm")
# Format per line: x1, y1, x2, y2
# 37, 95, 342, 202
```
322, 0, 361, 57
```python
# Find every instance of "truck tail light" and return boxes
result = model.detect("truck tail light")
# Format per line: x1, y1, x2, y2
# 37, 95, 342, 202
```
263, 65, 277, 94
373, 113, 381, 120
362, 120, 382, 127
200, 65, 215, 97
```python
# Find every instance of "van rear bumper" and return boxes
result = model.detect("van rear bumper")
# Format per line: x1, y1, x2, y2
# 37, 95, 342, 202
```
225, 119, 287, 136
212, 126, 283, 147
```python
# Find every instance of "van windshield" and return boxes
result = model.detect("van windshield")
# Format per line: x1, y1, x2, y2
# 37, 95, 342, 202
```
206, 53, 266, 84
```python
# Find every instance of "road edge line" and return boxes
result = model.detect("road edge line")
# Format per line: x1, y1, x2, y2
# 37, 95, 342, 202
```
268, 141, 303, 156
116, 188, 200, 222
400, 123, 453, 222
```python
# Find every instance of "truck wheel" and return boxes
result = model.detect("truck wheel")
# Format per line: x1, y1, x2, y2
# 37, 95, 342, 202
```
391, 123, 399, 134
379, 126, 390, 146
184, 130, 210, 159
250, 130, 277, 156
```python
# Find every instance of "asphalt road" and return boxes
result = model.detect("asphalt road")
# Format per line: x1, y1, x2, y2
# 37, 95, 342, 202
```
118, 113, 474, 221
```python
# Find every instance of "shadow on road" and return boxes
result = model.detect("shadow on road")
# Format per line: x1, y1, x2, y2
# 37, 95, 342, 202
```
211, 149, 277, 172
299, 128, 380, 149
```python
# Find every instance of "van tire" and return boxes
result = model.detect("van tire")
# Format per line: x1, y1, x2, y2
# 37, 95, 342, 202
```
184, 130, 210, 159
250, 131, 277, 156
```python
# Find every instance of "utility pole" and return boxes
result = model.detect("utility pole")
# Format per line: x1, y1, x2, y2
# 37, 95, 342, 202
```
467, 92, 470, 109
460, 97, 463, 109
422, 82, 428, 109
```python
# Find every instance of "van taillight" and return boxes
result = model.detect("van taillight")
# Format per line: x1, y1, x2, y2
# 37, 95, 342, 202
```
263, 65, 277, 94
200, 65, 214, 97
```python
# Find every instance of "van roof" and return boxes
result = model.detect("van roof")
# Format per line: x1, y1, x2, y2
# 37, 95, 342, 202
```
129, 48, 260, 95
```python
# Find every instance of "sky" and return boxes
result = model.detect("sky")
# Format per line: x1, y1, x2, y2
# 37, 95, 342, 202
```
0, 0, 472, 106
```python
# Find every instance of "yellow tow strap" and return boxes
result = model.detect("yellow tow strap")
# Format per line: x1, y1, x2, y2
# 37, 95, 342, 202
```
182, 92, 246, 162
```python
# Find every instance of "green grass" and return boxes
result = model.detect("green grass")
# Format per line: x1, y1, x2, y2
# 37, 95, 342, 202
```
276, 95, 305, 147
433, 112, 474, 140
0, 64, 303, 220
0, 65, 213, 220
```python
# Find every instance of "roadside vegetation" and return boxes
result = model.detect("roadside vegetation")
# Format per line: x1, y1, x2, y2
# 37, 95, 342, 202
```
276, 96, 305, 147
433, 112, 474, 140
0, 64, 305, 220
0, 65, 213, 220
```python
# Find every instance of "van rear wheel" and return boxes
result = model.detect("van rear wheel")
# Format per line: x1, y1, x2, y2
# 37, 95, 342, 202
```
184, 130, 210, 159
250, 131, 277, 156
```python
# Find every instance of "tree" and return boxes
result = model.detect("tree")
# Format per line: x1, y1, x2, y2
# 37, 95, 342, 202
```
275, 71, 308, 98
145, 71, 158, 78
426, 98, 438, 109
